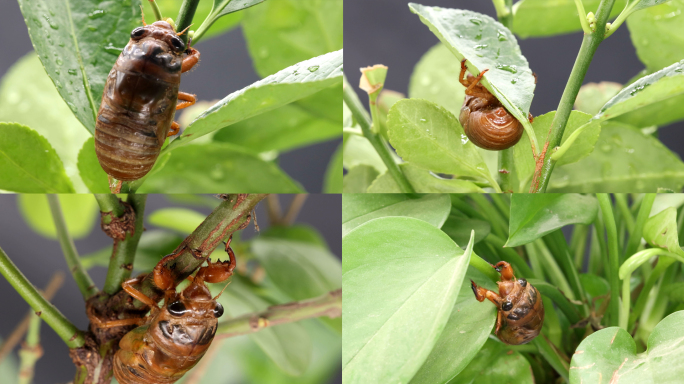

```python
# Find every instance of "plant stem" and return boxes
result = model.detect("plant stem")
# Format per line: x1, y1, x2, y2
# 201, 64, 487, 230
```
624, 193, 656, 260
570, 224, 589, 270
597, 193, 620, 327
343, 77, 415, 193
532, 0, 617, 192
266, 195, 283, 224
498, 149, 516, 192
283, 194, 307, 225
528, 278, 582, 325
176, 0, 201, 46
470, 253, 501, 282
573, 0, 592, 34
102, 194, 147, 295
0, 246, 84, 348
215, 289, 341, 338
614, 193, 635, 235
532, 240, 574, 299
544, 230, 589, 316
47, 195, 98, 300
93, 194, 125, 220
148, 0, 164, 21
18, 312, 42, 384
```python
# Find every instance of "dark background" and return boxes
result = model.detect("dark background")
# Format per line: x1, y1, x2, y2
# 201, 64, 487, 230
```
0, 194, 341, 383
0, 1, 340, 193
345, 0, 684, 158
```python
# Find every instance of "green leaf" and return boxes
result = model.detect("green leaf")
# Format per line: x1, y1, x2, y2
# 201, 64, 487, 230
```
0, 123, 74, 193
627, 0, 684, 73
574, 82, 623, 116
507, 194, 598, 247
148, 208, 206, 234
342, 194, 452, 237
342, 217, 473, 384
580, 273, 611, 300
569, 311, 684, 383
343, 134, 387, 174
220, 277, 312, 376
343, 166, 380, 193
409, 43, 465, 117
630, 0, 673, 13
512, 0, 626, 38
17, 0, 139, 133
139, 142, 303, 193
594, 60, 684, 128
409, 3, 536, 128
642, 207, 684, 256
449, 339, 534, 384
324, 143, 342, 193
242, 0, 343, 77
548, 122, 684, 192
368, 163, 485, 193
441, 215, 491, 246
0, 337, 18, 379
77, 137, 109, 193
212, 91, 341, 153
165, 50, 343, 151
0, 53, 91, 191
260, 224, 328, 250
650, 194, 684, 216
251, 238, 341, 301
387, 98, 494, 185
18, 194, 98, 239
409, 267, 497, 384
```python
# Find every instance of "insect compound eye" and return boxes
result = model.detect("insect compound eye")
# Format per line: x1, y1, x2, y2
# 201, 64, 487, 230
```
167, 301, 188, 317
170, 37, 185, 52
130, 27, 145, 39
501, 301, 513, 311
213, 302, 224, 318
518, 279, 527, 287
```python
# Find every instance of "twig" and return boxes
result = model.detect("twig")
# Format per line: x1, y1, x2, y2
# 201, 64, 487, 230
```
283, 195, 308, 225
266, 195, 282, 225
215, 289, 342, 339
0, 246, 84, 348
18, 312, 43, 384
0, 272, 64, 363
47, 195, 98, 300
175, 0, 201, 46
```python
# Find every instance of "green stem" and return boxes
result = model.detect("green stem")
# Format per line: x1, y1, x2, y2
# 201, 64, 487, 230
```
93, 194, 125, 220
470, 253, 503, 282
0, 246, 84, 348
624, 193, 656, 260
343, 78, 415, 193
216, 289, 341, 338
533, 0, 617, 192
573, 0, 592, 34
597, 193, 621, 327
451, 197, 487, 221
18, 314, 42, 384
532, 240, 574, 299
102, 194, 147, 295
176, 0, 201, 46
498, 149, 516, 192
528, 279, 582, 325
605, 0, 636, 38
570, 224, 589, 270
148, 0, 164, 21
470, 195, 508, 238
489, 193, 510, 221
47, 195, 98, 300
544, 230, 589, 316
614, 194, 635, 235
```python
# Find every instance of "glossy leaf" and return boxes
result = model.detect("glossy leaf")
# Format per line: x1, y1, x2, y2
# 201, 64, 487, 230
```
77, 137, 109, 193
410, 267, 497, 384
548, 123, 684, 192
409, 43, 465, 116
450, 338, 534, 384
512, 0, 626, 38
17, 0, 139, 133
342, 217, 473, 384
343, 166, 380, 193
0, 123, 74, 193
569, 311, 684, 383
409, 3, 536, 127
507, 194, 598, 247
627, 0, 684, 73
387, 98, 494, 184
594, 59, 684, 128
441, 216, 491, 246
148, 208, 206, 235
324, 143, 343, 193
343, 134, 387, 174
242, 0, 343, 77
574, 82, 623, 116
342, 194, 451, 237
139, 142, 303, 193
250, 238, 341, 301
367, 163, 485, 193
165, 50, 343, 151
630, 0, 672, 14
642, 207, 684, 256
18, 195, 98, 239
0, 53, 90, 191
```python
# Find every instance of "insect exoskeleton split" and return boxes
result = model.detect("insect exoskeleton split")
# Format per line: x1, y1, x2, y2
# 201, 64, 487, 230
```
99, 236, 236, 384
471, 261, 544, 345
94, 17, 200, 189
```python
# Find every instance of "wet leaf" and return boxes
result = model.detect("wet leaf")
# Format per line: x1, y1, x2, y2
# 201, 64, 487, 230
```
449, 338, 534, 384
343, 217, 473, 384
77, 137, 109, 193
409, 43, 465, 117
575, 82, 623, 116
0, 123, 74, 193
627, 0, 684, 73
368, 163, 484, 193
18, 195, 98, 239
342, 165, 380, 193
343, 134, 387, 174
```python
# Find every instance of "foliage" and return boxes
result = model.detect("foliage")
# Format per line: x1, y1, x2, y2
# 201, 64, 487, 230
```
342, 193, 684, 383
0, 0, 342, 193
344, 0, 684, 193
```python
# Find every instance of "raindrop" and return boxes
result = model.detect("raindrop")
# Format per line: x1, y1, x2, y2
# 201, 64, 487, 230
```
495, 64, 518, 73
44, 15, 59, 29
103, 43, 123, 55
68, 69, 77, 75
419, 118, 427, 123
88, 10, 106, 19
475, 33, 482, 40
469, 18, 482, 25
474, 44, 488, 50
630, 84, 647, 95
676, 68, 684, 73
461, 134, 469, 145
511, 78, 518, 84
55, 69, 60, 75
497, 30, 507, 41
88, 25, 97, 31
308, 65, 320, 72
32, 17, 42, 27
55, 58, 63, 65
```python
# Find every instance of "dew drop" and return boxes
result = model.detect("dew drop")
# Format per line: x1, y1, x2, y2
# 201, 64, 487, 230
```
88, 9, 106, 19
419, 118, 427, 123
308, 65, 320, 72
55, 58, 63, 65
103, 43, 123, 55
44, 15, 59, 30
495, 64, 518, 73
55, 69, 60, 75
497, 30, 507, 41
461, 134, 469, 145
511, 78, 518, 84
475, 33, 482, 40
469, 18, 482, 25
68, 69, 77, 75
474, 44, 488, 50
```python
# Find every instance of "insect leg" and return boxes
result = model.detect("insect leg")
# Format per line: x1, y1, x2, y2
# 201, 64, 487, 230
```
493, 261, 516, 280
94, 317, 146, 329
471, 280, 502, 305
459, 59, 471, 88
181, 47, 201, 73
176, 92, 196, 110
122, 276, 159, 309
200, 235, 237, 284
167, 121, 180, 137
495, 310, 503, 334
465, 69, 490, 95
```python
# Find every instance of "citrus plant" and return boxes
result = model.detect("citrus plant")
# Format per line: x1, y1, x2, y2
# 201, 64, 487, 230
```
343, 0, 684, 193
342, 193, 684, 383
0, 194, 341, 383
0, 0, 343, 193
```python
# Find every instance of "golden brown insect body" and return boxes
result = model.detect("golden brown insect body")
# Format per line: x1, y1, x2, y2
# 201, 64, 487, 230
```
471, 261, 544, 345
95, 20, 199, 182
104, 238, 235, 383
458, 59, 526, 150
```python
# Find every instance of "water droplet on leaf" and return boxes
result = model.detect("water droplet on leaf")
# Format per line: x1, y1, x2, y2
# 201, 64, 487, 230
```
88, 10, 105, 19
495, 64, 518, 73
308, 65, 319, 72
